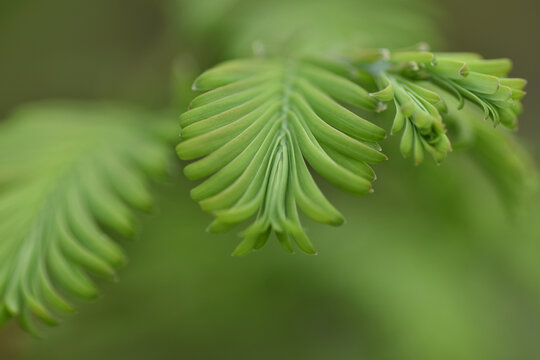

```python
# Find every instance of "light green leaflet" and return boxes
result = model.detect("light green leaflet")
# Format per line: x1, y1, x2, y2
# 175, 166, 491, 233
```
178, 49, 529, 254
0, 102, 173, 334
358, 48, 526, 165
177, 58, 387, 255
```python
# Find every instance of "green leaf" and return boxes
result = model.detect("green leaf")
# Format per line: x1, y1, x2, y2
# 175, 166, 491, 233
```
366, 50, 526, 132
466, 58, 512, 77
350, 49, 528, 164
177, 58, 386, 255
373, 75, 451, 164
423, 53, 523, 129
428, 59, 469, 79
0, 102, 173, 333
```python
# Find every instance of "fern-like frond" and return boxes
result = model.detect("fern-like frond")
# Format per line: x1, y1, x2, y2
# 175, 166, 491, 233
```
346, 46, 526, 164
353, 47, 534, 201
178, 47, 532, 254
0, 102, 173, 334
176, 58, 387, 255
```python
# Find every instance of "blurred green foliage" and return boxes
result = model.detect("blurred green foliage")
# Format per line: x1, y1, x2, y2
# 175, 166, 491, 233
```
0, 0, 539, 359
8, 165, 540, 360
171, 0, 443, 58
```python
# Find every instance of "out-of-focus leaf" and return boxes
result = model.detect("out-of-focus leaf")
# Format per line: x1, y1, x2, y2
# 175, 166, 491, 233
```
0, 102, 175, 334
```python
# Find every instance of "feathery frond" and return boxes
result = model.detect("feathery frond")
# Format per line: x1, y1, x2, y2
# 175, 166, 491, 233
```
348, 46, 526, 164
0, 102, 173, 334
176, 58, 387, 255
178, 47, 531, 254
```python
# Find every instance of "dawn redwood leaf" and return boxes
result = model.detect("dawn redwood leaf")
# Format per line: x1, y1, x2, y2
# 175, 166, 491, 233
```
177, 58, 386, 255
0, 102, 174, 333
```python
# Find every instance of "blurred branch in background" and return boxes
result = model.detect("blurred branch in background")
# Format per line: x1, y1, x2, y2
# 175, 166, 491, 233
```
170, 0, 443, 58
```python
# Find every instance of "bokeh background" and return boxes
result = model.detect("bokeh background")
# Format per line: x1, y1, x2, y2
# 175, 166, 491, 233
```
0, 0, 539, 359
